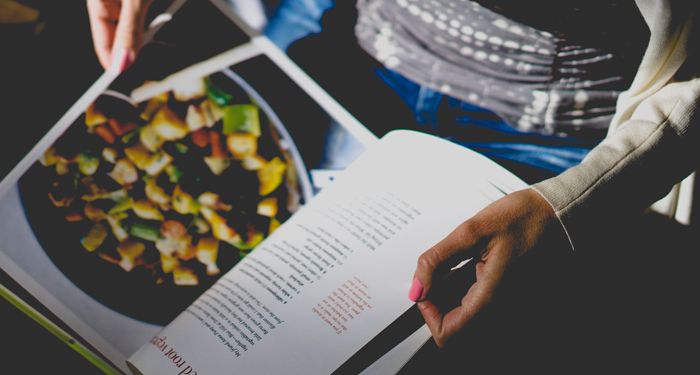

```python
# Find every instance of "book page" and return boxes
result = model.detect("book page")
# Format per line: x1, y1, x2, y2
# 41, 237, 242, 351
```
129, 130, 526, 374
0, 2, 372, 372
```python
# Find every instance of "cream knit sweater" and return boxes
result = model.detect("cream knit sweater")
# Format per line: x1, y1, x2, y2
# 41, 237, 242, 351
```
532, 0, 699, 250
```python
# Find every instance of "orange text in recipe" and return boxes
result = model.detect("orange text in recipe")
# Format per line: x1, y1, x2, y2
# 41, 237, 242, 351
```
148, 335, 198, 375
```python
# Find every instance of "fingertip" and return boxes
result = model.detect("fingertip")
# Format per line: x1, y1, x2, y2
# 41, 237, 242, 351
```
109, 47, 135, 73
408, 277, 424, 302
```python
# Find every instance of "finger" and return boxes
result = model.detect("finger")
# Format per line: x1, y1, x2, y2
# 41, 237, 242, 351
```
112, 0, 151, 69
412, 219, 487, 301
87, 0, 119, 69
416, 300, 446, 347
436, 243, 510, 345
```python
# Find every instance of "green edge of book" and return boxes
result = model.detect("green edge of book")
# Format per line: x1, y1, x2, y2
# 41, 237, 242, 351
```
0, 283, 121, 374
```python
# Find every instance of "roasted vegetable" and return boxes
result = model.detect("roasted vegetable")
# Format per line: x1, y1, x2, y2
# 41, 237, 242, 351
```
150, 106, 188, 141
172, 185, 199, 215
80, 223, 108, 252
133, 200, 164, 221
173, 77, 206, 102
38, 73, 298, 287
129, 221, 161, 242
223, 105, 260, 136
85, 104, 107, 127
108, 159, 138, 185
200, 207, 237, 242
117, 240, 146, 272
196, 237, 220, 275
258, 157, 286, 195
173, 267, 198, 286
257, 197, 278, 217
206, 78, 232, 106
226, 133, 257, 159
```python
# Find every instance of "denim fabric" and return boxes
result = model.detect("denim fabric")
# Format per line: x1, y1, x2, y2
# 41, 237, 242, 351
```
264, 0, 597, 174
264, 0, 334, 51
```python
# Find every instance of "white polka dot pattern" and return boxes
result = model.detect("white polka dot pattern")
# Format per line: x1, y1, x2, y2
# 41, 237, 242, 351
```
355, 0, 641, 135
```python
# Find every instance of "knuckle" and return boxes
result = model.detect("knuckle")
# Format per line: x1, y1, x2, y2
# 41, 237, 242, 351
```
460, 219, 480, 237
417, 252, 437, 273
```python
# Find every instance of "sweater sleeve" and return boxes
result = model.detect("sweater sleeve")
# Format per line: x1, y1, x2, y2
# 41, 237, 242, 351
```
531, 1, 700, 251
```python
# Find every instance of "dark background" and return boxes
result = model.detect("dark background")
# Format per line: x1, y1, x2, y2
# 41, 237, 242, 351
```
1, 1, 699, 374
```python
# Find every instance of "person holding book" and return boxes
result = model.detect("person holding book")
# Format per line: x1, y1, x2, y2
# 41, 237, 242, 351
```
86, 0, 699, 362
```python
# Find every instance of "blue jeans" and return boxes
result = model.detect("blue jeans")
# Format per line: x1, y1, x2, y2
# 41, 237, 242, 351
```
264, 0, 596, 174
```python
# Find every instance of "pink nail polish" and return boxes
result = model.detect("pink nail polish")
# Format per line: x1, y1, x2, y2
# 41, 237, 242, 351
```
114, 48, 134, 73
408, 278, 423, 302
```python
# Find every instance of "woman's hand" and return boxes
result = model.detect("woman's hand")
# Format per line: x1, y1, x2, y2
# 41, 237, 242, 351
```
409, 188, 560, 347
87, 0, 153, 70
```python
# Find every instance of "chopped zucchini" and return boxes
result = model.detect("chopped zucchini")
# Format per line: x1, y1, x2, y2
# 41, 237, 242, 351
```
150, 106, 188, 141
144, 151, 173, 176
108, 159, 138, 185
139, 124, 164, 152
124, 143, 153, 170
226, 133, 258, 159
133, 200, 164, 221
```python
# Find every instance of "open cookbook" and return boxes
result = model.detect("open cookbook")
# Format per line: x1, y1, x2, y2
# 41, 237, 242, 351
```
0, 1, 527, 373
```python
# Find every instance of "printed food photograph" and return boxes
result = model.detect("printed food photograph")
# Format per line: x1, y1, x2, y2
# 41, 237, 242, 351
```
19, 69, 311, 324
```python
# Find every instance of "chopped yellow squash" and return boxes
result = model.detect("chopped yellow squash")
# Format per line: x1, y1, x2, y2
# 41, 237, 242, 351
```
257, 197, 278, 217
80, 223, 108, 252
117, 240, 145, 272
258, 157, 286, 195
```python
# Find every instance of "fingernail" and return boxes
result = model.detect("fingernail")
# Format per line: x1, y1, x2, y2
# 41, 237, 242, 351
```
113, 48, 134, 73
408, 278, 423, 302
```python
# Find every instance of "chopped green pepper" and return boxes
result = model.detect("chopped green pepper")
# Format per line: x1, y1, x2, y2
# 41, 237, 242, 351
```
206, 78, 232, 107
108, 198, 133, 215
165, 164, 183, 183
121, 129, 139, 144
78, 152, 100, 176
227, 231, 264, 251
222, 105, 260, 136
174, 142, 189, 154
129, 221, 161, 242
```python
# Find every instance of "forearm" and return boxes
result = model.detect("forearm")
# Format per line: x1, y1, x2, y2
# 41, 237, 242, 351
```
533, 78, 700, 250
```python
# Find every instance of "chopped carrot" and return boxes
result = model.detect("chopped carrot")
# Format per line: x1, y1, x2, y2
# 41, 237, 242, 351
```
95, 125, 116, 144
97, 252, 121, 266
108, 119, 137, 136
161, 220, 187, 239
65, 212, 84, 222
209, 131, 225, 157
191, 129, 209, 148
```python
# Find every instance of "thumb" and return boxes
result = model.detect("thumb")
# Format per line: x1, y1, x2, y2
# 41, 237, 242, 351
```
411, 219, 486, 302
112, 0, 151, 71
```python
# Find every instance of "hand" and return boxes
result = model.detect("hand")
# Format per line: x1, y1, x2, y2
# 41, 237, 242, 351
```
409, 188, 560, 347
86, 0, 153, 70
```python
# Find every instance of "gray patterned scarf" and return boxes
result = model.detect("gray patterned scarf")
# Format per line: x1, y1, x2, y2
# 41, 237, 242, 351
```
355, 0, 646, 136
